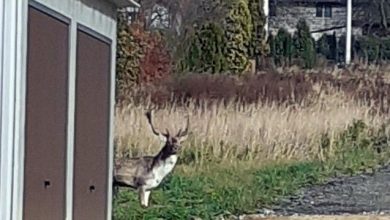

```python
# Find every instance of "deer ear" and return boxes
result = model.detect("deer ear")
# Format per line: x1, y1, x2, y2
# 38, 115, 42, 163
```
158, 129, 170, 142
158, 134, 168, 142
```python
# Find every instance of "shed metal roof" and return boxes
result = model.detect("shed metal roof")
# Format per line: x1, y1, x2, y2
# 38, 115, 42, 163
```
108, 0, 140, 8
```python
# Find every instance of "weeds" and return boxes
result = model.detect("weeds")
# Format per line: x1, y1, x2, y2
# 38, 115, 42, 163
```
113, 71, 390, 219
113, 120, 390, 220
115, 90, 381, 165
117, 69, 390, 114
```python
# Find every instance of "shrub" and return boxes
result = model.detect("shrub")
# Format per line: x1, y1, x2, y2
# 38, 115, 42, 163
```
248, 0, 269, 59
125, 72, 314, 107
293, 19, 316, 68
314, 34, 390, 63
382, 38, 390, 60
269, 19, 319, 68
139, 32, 171, 84
180, 0, 256, 74
121, 68, 390, 114
181, 23, 228, 73
354, 36, 390, 62
116, 14, 142, 103
116, 13, 171, 103
270, 28, 293, 66
224, 0, 253, 74
316, 33, 337, 60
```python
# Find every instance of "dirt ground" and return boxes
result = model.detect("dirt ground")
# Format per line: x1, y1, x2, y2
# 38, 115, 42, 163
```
272, 166, 390, 215
240, 166, 390, 220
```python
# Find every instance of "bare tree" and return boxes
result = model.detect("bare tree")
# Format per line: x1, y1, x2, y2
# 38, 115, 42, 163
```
354, 0, 390, 35
137, 0, 227, 36
378, 0, 389, 31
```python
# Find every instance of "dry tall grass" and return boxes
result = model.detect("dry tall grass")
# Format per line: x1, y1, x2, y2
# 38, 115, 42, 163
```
114, 85, 385, 167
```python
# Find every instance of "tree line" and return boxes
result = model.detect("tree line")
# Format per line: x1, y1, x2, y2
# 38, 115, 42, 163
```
115, 0, 390, 100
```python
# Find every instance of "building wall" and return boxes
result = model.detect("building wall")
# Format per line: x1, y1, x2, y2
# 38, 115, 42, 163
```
0, 2, 26, 220
33, 0, 117, 38
0, 1, 118, 220
269, 4, 361, 40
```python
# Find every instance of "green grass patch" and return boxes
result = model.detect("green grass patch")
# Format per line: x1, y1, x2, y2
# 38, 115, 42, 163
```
113, 162, 325, 220
113, 120, 390, 220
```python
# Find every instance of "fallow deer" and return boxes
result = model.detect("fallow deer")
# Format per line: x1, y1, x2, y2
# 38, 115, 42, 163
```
113, 110, 190, 208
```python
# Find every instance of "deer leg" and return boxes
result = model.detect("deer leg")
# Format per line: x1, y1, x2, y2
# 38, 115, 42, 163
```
139, 187, 150, 208
138, 187, 145, 207
113, 185, 118, 198
144, 190, 151, 207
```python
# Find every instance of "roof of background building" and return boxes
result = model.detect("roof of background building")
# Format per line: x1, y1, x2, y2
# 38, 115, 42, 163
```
272, 0, 370, 5
107, 0, 140, 8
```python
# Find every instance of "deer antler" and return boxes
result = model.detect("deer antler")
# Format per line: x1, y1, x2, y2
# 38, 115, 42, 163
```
176, 114, 190, 138
145, 110, 159, 136
145, 110, 169, 139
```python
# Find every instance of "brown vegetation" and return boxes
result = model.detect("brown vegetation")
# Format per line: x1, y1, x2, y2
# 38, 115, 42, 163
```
117, 66, 390, 115
115, 67, 390, 167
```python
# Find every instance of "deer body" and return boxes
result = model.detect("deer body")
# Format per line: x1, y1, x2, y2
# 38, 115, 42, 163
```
113, 111, 189, 208
114, 154, 178, 190
147, 155, 178, 189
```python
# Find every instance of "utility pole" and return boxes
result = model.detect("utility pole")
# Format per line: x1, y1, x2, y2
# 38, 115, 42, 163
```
345, 0, 352, 65
263, 0, 269, 40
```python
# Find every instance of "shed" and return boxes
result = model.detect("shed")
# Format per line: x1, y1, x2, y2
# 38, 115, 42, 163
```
0, 0, 139, 220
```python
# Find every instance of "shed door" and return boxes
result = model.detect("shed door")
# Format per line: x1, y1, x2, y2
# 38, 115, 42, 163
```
24, 6, 69, 220
73, 28, 111, 220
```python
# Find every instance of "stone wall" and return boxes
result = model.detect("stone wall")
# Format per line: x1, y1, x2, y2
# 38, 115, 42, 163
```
269, 4, 362, 40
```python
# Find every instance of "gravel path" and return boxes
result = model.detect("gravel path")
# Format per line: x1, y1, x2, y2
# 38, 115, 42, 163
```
270, 166, 390, 216
240, 215, 390, 220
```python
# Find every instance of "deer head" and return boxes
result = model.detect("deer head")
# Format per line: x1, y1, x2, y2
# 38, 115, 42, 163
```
145, 110, 190, 154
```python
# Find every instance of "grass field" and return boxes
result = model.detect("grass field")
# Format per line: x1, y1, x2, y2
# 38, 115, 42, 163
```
113, 71, 390, 220
242, 215, 390, 220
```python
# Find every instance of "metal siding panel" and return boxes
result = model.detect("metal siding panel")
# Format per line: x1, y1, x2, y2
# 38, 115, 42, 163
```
24, 6, 69, 220
0, 2, 15, 220
73, 29, 111, 220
